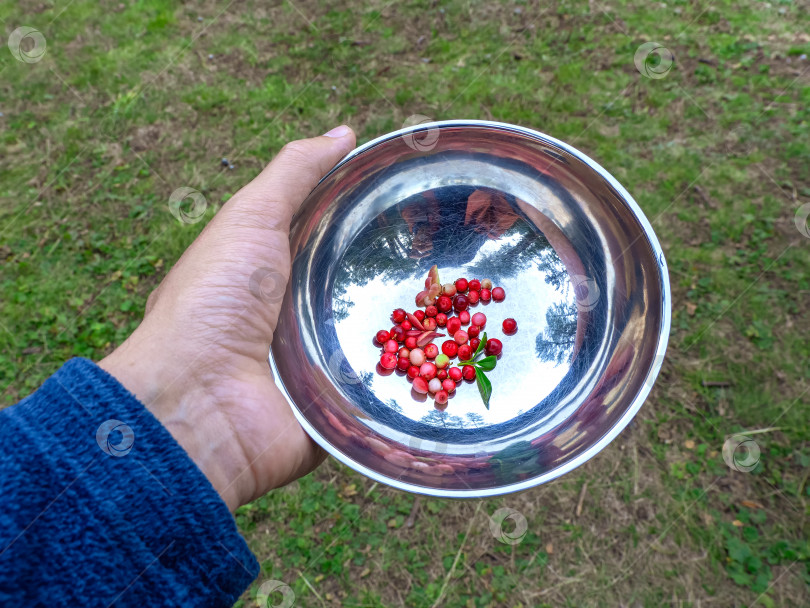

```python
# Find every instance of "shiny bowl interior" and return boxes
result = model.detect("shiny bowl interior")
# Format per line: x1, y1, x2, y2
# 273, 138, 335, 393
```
269, 120, 670, 497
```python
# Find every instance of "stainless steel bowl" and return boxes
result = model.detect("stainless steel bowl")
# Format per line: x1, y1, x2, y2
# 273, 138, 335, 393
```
269, 120, 670, 498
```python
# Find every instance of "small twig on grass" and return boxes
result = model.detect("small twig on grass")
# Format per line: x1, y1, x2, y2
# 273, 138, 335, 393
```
575, 480, 588, 517
633, 444, 639, 496
364, 481, 378, 498
406, 496, 421, 528
430, 502, 482, 608
297, 571, 327, 608
702, 380, 732, 388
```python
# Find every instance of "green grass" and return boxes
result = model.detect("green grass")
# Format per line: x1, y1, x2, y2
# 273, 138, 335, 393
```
2, 0, 809, 606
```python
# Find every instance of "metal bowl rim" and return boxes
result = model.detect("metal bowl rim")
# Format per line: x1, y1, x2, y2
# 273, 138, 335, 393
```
270, 119, 672, 498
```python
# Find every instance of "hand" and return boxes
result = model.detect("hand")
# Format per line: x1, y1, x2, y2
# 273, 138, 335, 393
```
100, 126, 356, 511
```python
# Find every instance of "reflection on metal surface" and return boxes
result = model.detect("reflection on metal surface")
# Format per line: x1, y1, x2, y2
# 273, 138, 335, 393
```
269, 120, 671, 497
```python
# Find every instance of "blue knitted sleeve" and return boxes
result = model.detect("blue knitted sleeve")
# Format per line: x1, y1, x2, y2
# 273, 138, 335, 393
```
0, 358, 259, 607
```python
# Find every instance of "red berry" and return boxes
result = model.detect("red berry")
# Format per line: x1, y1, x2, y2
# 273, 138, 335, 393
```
492, 286, 505, 302
471, 312, 486, 327
470, 337, 481, 351
425, 305, 438, 318
480, 288, 491, 302
437, 295, 453, 313
422, 317, 437, 331
503, 318, 517, 334
409, 348, 426, 366
458, 344, 472, 361
449, 367, 463, 382
413, 310, 425, 322
380, 352, 397, 369
401, 320, 412, 331
468, 325, 480, 338
454, 330, 469, 345
405, 336, 418, 350
442, 379, 456, 393
384, 339, 399, 353
375, 330, 391, 344
424, 343, 439, 359
435, 313, 447, 327
435, 390, 449, 405
485, 338, 503, 356
462, 365, 476, 381
468, 279, 481, 292
467, 290, 479, 304
413, 376, 429, 394
428, 377, 443, 394
397, 357, 410, 371
392, 308, 406, 323
391, 326, 406, 342
420, 362, 437, 380
407, 365, 420, 379
459, 310, 470, 325
455, 278, 469, 293
437, 369, 448, 381
398, 347, 410, 359
441, 340, 458, 357
453, 295, 469, 312
446, 317, 462, 335
442, 283, 457, 297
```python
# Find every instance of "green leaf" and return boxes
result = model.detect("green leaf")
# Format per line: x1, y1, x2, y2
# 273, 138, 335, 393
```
476, 370, 492, 409
473, 331, 487, 360
476, 355, 497, 371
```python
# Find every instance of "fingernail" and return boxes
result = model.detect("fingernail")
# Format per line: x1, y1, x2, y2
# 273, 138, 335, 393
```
323, 125, 351, 138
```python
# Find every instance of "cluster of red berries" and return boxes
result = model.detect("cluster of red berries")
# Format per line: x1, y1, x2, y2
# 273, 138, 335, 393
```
374, 271, 517, 408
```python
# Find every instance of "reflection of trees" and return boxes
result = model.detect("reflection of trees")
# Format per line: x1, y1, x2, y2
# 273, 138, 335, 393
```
465, 222, 553, 283
535, 301, 577, 365
537, 246, 569, 292
419, 409, 467, 428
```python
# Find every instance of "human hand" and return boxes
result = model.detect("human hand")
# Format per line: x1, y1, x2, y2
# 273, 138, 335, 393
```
100, 126, 356, 511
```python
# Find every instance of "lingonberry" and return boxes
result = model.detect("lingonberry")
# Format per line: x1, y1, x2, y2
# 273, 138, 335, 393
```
485, 338, 503, 356
435, 313, 447, 327
481, 279, 493, 290
491, 286, 506, 302
413, 310, 425, 322
446, 317, 462, 335
401, 320, 412, 331
455, 278, 469, 293
479, 288, 491, 302
398, 347, 410, 359
384, 339, 399, 353
391, 325, 406, 342
503, 318, 517, 334
420, 362, 437, 380
471, 312, 486, 327
405, 336, 418, 350
442, 379, 456, 393
375, 330, 391, 344
412, 376, 429, 394
380, 352, 397, 370
442, 283, 457, 297
397, 357, 410, 371
428, 377, 442, 394
468, 279, 481, 292
448, 367, 463, 382
409, 348, 426, 366
435, 353, 450, 369
392, 308, 407, 323
441, 340, 458, 357
454, 330, 469, 345
407, 365, 420, 379
437, 369, 448, 381
468, 325, 480, 339
424, 343, 439, 359
437, 295, 453, 313
435, 390, 449, 405
459, 310, 471, 325
457, 343, 472, 361
422, 317, 437, 331
453, 294, 469, 312
469, 337, 481, 351
425, 305, 438, 318
462, 365, 476, 381
467, 290, 479, 305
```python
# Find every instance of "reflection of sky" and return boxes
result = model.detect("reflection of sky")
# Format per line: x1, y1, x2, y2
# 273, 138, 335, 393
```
334, 231, 576, 428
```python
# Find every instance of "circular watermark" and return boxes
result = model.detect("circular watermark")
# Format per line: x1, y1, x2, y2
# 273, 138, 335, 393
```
327, 349, 363, 385
401, 114, 440, 152
570, 274, 600, 313
8, 27, 47, 64
634, 42, 674, 79
96, 419, 135, 457
249, 268, 287, 304
722, 435, 761, 473
168, 187, 207, 224
794, 202, 810, 238
256, 580, 295, 608
489, 507, 528, 545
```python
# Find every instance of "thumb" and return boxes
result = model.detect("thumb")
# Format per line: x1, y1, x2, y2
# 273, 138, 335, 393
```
231, 125, 356, 226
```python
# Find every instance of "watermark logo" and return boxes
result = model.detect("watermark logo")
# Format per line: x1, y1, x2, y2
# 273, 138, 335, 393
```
8, 27, 47, 63
249, 268, 286, 305
570, 274, 600, 313
96, 419, 134, 457
722, 435, 760, 472
794, 202, 810, 238
401, 114, 440, 152
634, 42, 674, 79
168, 187, 207, 224
256, 580, 295, 608
489, 507, 528, 545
